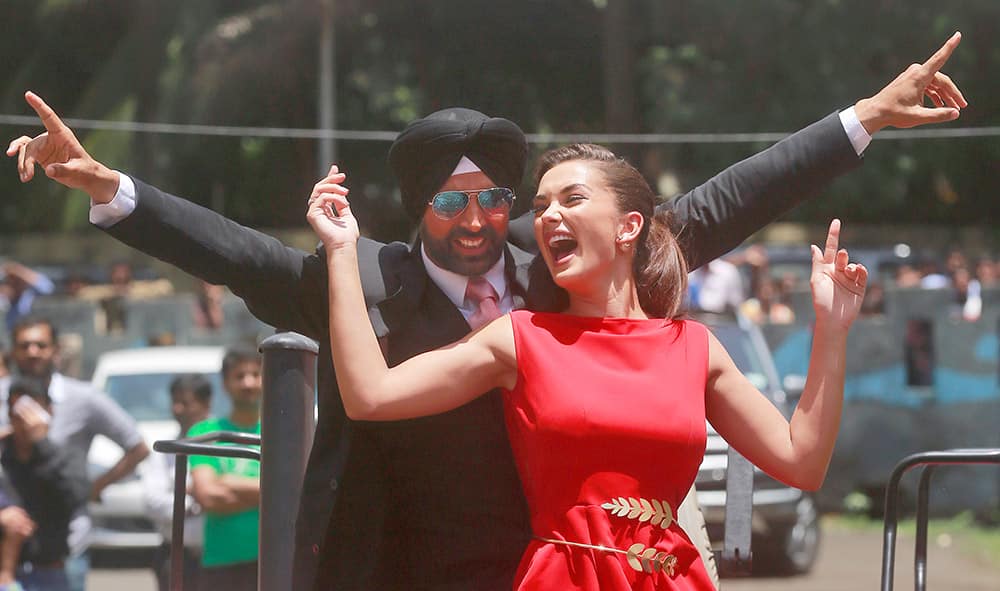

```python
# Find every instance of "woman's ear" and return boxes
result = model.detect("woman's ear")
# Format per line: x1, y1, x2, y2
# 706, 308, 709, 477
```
616, 211, 645, 249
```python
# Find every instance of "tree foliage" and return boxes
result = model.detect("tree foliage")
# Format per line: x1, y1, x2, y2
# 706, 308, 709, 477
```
1, 0, 997, 242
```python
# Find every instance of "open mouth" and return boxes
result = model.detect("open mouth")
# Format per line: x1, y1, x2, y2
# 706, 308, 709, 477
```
547, 233, 578, 265
453, 235, 488, 254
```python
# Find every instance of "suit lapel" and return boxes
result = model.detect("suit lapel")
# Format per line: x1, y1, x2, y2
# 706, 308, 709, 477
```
375, 239, 470, 347
507, 244, 534, 311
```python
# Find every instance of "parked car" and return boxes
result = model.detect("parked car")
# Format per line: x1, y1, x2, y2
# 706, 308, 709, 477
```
87, 346, 228, 550
694, 311, 820, 575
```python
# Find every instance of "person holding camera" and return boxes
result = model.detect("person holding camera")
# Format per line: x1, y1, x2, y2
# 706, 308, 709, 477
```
0, 378, 88, 591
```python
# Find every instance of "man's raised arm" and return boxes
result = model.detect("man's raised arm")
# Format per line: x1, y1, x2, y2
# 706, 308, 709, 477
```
659, 32, 967, 271
6, 92, 332, 337
8, 92, 120, 200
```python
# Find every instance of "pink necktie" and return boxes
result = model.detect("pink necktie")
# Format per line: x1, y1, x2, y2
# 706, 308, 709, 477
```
465, 276, 502, 330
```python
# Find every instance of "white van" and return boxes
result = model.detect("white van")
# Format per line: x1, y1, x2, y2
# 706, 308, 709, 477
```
88, 346, 227, 551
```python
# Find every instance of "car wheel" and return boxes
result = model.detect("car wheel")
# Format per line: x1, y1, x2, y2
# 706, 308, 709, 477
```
754, 494, 821, 576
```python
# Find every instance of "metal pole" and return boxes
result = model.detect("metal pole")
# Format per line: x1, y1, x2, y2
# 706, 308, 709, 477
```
257, 332, 319, 591
914, 466, 936, 591
318, 0, 336, 175
169, 455, 188, 591
880, 459, 905, 591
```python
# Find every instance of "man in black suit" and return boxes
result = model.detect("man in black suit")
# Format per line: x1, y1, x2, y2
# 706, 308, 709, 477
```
7, 34, 966, 590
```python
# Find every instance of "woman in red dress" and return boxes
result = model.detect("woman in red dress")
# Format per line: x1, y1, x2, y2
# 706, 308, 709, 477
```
307, 145, 867, 590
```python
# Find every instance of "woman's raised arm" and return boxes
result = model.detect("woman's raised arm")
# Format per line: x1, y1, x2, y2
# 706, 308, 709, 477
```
705, 219, 867, 490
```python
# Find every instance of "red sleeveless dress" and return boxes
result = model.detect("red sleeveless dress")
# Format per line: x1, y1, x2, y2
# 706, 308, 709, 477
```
504, 311, 713, 590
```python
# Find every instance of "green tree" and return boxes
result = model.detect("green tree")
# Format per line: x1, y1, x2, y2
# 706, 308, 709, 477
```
1, 0, 997, 241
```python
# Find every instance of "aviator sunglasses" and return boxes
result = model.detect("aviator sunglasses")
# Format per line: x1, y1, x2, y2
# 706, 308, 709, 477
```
427, 187, 515, 220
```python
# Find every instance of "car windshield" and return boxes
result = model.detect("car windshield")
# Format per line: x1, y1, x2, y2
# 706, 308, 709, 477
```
707, 324, 771, 392
104, 373, 231, 422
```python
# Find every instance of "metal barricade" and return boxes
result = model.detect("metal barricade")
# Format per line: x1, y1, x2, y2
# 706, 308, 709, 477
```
879, 448, 1000, 591
153, 331, 318, 591
152, 432, 262, 591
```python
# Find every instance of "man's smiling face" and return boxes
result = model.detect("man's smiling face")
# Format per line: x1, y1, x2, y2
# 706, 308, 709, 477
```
420, 171, 510, 276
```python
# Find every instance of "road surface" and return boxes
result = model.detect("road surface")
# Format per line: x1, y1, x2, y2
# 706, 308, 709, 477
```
89, 525, 999, 590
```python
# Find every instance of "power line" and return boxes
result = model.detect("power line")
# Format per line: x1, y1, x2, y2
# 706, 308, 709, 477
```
1, 113, 999, 144
0, 114, 395, 141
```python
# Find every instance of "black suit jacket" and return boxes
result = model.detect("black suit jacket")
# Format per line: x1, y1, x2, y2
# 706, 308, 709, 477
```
103, 112, 859, 590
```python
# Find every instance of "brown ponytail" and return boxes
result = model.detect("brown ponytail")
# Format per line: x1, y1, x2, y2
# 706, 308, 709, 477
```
534, 144, 688, 318
638, 209, 688, 318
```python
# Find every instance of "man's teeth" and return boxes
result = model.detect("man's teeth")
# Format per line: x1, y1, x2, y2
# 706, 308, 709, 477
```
458, 237, 485, 248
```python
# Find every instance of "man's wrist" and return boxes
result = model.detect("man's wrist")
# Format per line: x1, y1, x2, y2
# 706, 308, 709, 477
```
838, 107, 872, 157
86, 165, 121, 205
853, 97, 887, 135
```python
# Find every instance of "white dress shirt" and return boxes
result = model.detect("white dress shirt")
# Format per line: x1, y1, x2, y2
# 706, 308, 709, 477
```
421, 245, 514, 321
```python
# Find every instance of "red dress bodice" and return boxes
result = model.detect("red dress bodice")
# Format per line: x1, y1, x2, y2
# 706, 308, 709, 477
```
504, 311, 714, 590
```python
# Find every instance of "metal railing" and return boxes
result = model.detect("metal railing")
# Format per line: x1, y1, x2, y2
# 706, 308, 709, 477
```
879, 448, 1000, 591
152, 432, 262, 591
152, 331, 318, 591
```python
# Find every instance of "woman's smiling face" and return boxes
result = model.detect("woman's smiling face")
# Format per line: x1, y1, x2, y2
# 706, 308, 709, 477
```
533, 160, 627, 291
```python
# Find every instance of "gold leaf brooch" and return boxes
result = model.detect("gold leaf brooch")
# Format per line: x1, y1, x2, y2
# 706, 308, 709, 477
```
626, 543, 678, 575
601, 497, 674, 529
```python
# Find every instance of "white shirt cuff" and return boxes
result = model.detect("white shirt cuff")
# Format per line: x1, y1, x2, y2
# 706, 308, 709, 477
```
839, 106, 872, 156
89, 171, 137, 228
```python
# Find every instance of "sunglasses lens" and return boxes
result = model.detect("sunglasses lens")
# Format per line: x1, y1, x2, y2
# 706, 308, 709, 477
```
432, 191, 470, 219
478, 188, 513, 213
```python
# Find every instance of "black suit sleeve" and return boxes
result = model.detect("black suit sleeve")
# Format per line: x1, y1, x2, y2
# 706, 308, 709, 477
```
507, 112, 861, 270
101, 179, 384, 339
660, 112, 861, 270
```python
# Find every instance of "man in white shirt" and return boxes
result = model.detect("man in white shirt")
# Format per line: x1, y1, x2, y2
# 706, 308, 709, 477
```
689, 259, 746, 313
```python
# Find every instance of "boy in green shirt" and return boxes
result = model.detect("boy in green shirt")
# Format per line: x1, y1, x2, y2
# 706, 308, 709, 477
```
189, 348, 262, 591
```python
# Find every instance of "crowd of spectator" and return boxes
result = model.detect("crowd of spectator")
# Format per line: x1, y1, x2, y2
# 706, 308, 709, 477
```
0, 259, 262, 380
0, 316, 150, 591
688, 245, 1000, 325
0, 258, 263, 590
852, 248, 998, 322
0, 312, 261, 591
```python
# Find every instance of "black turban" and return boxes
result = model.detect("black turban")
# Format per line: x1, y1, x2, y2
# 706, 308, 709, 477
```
388, 107, 528, 220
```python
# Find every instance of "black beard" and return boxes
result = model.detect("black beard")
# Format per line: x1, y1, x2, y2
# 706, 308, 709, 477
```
422, 226, 506, 276
13, 365, 54, 393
